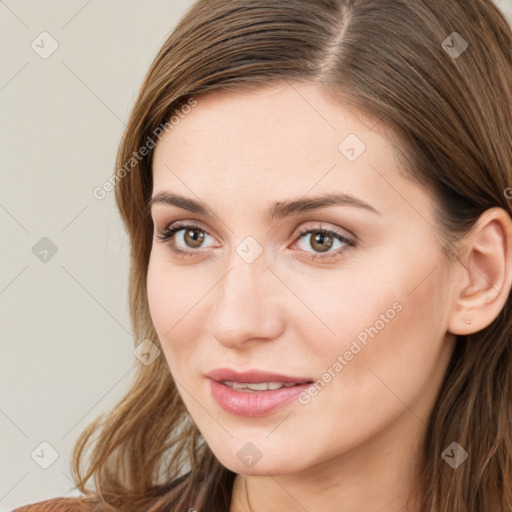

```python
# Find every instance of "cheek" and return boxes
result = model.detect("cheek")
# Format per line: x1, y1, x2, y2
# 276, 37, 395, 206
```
304, 252, 453, 417
284, 260, 453, 466
285, 260, 407, 364
146, 255, 172, 335
296, 239, 446, 370
146, 251, 213, 372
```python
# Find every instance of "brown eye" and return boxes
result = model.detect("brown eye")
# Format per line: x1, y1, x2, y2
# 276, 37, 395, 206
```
309, 232, 334, 253
183, 227, 205, 248
156, 222, 356, 263
291, 226, 355, 262
156, 222, 214, 257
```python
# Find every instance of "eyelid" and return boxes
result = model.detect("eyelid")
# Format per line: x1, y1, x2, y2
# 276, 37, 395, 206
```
156, 220, 218, 245
289, 224, 356, 260
290, 221, 356, 244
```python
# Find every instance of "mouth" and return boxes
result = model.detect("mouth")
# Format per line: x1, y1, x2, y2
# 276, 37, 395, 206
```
206, 369, 315, 417
220, 380, 309, 392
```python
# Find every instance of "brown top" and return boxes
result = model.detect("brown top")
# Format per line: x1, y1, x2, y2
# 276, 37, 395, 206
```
12, 497, 92, 512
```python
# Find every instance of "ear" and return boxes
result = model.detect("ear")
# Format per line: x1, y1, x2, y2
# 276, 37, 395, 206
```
448, 207, 512, 335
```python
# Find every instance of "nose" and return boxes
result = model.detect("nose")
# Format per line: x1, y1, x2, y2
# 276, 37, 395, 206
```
207, 256, 285, 349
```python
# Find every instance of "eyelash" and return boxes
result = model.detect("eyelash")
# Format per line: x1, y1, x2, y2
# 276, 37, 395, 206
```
155, 221, 356, 262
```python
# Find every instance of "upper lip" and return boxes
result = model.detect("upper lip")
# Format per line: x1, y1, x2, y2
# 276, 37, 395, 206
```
207, 368, 313, 384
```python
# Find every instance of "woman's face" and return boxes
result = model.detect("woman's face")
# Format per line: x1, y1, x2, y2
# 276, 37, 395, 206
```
147, 82, 457, 476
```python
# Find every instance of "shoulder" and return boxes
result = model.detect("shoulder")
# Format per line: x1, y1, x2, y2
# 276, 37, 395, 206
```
12, 497, 94, 512
12, 473, 192, 511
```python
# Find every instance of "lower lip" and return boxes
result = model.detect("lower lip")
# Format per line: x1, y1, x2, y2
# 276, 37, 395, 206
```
209, 378, 312, 417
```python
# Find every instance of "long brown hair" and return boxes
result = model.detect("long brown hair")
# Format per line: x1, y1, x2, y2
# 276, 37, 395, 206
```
70, 1, 512, 510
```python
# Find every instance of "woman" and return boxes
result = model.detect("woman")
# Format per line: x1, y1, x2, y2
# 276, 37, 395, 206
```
15, 0, 512, 510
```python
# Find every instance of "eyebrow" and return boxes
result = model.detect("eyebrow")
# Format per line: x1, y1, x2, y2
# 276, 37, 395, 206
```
147, 191, 380, 220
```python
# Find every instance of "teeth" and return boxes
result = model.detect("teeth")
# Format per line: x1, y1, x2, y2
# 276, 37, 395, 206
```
223, 381, 298, 391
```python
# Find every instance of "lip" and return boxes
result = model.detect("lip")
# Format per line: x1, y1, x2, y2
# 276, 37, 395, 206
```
206, 368, 313, 384
206, 368, 314, 417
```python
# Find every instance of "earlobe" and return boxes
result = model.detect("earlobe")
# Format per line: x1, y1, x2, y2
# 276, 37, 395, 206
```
447, 207, 512, 336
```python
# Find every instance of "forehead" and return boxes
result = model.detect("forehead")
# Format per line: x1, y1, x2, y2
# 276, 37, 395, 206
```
151, 82, 425, 221
154, 83, 386, 168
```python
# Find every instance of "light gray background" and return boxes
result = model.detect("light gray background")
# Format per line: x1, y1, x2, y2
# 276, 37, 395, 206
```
1, 0, 511, 510
0, 1, 195, 509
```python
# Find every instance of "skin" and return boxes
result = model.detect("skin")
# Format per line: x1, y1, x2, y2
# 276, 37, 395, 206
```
146, 82, 512, 512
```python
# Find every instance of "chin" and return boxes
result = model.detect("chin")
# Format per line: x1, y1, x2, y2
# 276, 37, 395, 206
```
210, 444, 311, 476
